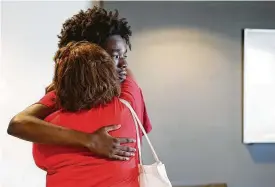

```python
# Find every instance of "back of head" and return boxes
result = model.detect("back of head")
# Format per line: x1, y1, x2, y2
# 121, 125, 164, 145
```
54, 41, 120, 112
58, 6, 132, 49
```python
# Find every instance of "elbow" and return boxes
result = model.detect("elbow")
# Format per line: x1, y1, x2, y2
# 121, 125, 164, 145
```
7, 115, 24, 136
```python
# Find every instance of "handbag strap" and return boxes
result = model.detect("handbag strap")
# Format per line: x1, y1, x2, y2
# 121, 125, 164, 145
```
119, 99, 160, 164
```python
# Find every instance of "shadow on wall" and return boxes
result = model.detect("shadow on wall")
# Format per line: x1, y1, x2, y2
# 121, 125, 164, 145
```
246, 144, 275, 163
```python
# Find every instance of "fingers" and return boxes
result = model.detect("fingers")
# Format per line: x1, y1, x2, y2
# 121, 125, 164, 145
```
104, 124, 121, 132
110, 138, 137, 161
110, 155, 130, 161
100, 125, 136, 144
110, 145, 136, 161
115, 150, 135, 157
116, 137, 136, 144
116, 145, 136, 153
96, 124, 137, 161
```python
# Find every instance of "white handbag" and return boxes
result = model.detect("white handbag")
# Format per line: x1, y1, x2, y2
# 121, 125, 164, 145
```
120, 99, 172, 187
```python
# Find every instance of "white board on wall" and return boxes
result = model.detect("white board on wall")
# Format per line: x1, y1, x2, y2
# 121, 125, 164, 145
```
243, 29, 275, 143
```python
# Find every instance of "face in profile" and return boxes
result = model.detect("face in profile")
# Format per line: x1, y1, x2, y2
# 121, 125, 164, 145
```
104, 35, 128, 68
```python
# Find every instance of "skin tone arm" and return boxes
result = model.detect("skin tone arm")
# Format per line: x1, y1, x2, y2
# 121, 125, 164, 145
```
7, 104, 92, 147
7, 94, 136, 161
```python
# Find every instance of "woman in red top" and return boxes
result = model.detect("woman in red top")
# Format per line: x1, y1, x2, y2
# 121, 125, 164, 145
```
33, 41, 144, 187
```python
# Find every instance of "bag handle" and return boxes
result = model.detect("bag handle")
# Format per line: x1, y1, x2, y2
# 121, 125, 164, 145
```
119, 99, 160, 164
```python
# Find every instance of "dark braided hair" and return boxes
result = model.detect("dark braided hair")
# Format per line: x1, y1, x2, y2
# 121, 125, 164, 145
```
57, 6, 132, 49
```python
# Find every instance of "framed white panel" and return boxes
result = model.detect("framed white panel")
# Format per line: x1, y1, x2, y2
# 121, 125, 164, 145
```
243, 29, 275, 143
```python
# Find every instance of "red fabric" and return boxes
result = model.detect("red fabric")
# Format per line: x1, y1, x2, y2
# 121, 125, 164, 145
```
33, 76, 152, 187
37, 80, 152, 134
38, 90, 56, 108
139, 90, 152, 135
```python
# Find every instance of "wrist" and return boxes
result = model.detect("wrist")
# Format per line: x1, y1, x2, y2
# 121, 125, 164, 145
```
75, 130, 92, 149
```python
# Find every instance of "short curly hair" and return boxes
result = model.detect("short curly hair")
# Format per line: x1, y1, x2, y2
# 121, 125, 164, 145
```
57, 6, 132, 49
54, 41, 120, 112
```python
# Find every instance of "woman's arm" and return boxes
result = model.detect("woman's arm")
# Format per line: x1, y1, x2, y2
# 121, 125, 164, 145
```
7, 104, 136, 161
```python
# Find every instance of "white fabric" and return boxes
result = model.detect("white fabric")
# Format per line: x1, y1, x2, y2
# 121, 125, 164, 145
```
120, 99, 172, 187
